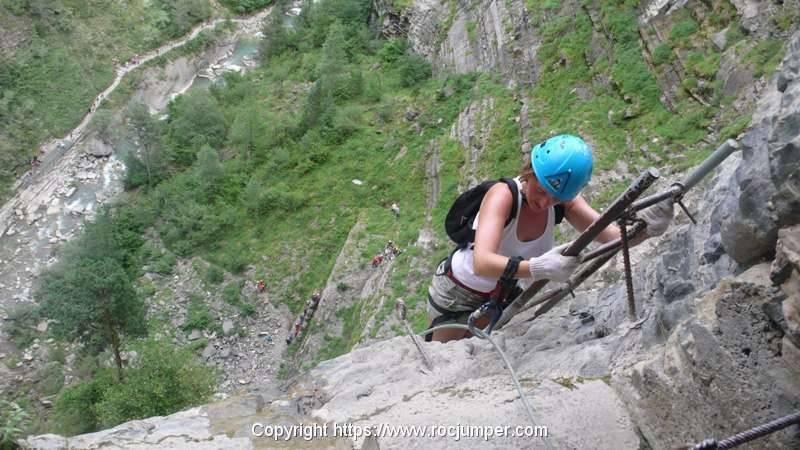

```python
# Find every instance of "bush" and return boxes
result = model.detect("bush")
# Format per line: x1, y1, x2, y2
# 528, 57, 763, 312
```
167, 91, 226, 164
204, 265, 225, 285
652, 43, 673, 65
686, 51, 721, 79
331, 104, 363, 139
725, 26, 746, 49
378, 39, 408, 64
745, 39, 785, 77
94, 339, 216, 427
150, 251, 177, 275
670, 18, 699, 45
6, 304, 40, 349
222, 281, 243, 305
239, 302, 256, 317
182, 295, 215, 332
216, 241, 251, 274
50, 370, 115, 435
51, 339, 216, 434
720, 114, 751, 139
219, 0, 272, 14
49, 344, 66, 364
122, 153, 150, 191
396, 54, 432, 88
36, 362, 65, 396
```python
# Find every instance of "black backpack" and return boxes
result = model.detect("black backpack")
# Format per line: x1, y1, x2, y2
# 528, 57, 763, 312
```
444, 177, 565, 248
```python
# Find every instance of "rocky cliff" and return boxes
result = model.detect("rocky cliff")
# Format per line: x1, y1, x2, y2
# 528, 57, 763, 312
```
19, 1, 800, 449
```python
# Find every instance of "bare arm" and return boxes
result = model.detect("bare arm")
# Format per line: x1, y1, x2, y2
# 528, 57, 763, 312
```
472, 184, 535, 279
562, 195, 621, 244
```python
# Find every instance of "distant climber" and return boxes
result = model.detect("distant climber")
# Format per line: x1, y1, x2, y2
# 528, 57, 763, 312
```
294, 319, 302, 336
257, 279, 265, 292
425, 135, 675, 343
311, 291, 321, 310
391, 202, 400, 217
385, 241, 401, 260
371, 254, 384, 268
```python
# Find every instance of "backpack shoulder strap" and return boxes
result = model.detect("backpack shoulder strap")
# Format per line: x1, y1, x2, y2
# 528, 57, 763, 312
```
554, 203, 565, 225
498, 177, 519, 227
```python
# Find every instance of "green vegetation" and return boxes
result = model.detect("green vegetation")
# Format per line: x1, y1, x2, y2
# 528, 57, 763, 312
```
316, 302, 365, 362
36, 209, 148, 381
773, 4, 800, 32
652, 42, 673, 66
49, 339, 215, 436
0, 400, 30, 449
745, 38, 785, 77
466, 20, 477, 42
669, 17, 699, 47
204, 264, 225, 285
6, 304, 40, 349
183, 294, 217, 332
0, 0, 216, 200
720, 114, 751, 140
220, 0, 273, 14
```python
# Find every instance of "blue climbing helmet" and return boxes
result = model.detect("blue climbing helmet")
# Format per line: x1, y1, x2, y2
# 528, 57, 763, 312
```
531, 134, 594, 201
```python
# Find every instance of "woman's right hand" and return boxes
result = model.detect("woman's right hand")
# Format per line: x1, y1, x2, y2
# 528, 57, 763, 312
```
528, 243, 579, 282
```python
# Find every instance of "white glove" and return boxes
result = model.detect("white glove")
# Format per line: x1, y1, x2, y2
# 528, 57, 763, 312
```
528, 243, 579, 283
640, 198, 674, 237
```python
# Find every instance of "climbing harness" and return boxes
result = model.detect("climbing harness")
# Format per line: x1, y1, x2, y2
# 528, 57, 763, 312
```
689, 411, 800, 449
467, 256, 523, 337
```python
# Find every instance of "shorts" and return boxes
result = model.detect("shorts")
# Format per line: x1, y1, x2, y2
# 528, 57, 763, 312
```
427, 262, 491, 326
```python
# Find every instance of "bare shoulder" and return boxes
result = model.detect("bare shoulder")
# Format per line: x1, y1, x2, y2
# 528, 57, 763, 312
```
483, 182, 515, 209
475, 182, 513, 227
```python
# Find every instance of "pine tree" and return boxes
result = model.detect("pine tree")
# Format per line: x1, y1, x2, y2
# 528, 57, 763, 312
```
37, 211, 146, 381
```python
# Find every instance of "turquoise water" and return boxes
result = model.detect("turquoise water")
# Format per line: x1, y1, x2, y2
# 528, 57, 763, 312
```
191, 36, 261, 90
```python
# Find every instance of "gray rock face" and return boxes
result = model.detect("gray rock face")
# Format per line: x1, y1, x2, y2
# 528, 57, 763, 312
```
612, 279, 798, 449
450, 98, 496, 189
397, 0, 539, 83
722, 31, 800, 264
311, 335, 640, 449
769, 35, 800, 227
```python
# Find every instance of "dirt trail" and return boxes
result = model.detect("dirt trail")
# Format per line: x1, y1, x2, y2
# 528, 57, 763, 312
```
0, 7, 272, 238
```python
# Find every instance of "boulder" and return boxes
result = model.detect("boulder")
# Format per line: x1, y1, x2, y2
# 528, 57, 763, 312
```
86, 138, 112, 158
188, 329, 202, 341
222, 319, 235, 336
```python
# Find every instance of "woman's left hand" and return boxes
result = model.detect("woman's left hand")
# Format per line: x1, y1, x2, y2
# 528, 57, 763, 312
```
640, 199, 674, 237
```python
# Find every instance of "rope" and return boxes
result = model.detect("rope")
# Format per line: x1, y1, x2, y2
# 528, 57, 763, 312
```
690, 411, 800, 449
422, 324, 555, 450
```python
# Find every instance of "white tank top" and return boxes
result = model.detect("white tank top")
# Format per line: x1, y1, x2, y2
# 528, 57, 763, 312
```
451, 177, 555, 293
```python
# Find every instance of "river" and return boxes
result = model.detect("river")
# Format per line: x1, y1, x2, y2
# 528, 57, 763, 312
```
0, 5, 270, 390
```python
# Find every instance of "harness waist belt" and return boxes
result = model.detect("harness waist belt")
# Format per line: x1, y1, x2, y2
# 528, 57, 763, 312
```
427, 294, 459, 317
446, 269, 493, 298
